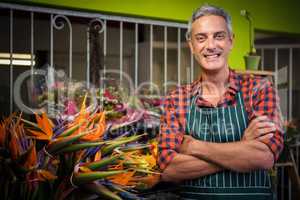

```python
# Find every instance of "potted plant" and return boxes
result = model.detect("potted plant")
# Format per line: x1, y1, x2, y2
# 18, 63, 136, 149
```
241, 9, 261, 70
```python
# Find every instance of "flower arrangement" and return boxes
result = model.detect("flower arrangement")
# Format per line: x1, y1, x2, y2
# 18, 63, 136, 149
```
0, 87, 161, 200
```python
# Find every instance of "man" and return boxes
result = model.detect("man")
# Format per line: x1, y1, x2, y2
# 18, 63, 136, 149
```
158, 4, 284, 200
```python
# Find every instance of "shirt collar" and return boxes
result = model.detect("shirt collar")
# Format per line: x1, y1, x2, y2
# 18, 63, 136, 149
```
227, 69, 240, 94
191, 68, 240, 98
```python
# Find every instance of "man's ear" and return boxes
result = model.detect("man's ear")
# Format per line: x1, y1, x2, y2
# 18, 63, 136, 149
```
229, 33, 235, 50
188, 40, 194, 54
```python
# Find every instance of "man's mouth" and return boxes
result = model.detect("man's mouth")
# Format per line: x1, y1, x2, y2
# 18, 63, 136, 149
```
204, 53, 221, 59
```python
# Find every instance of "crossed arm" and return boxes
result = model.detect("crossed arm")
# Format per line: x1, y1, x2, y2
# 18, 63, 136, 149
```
159, 81, 284, 183
159, 82, 283, 182
161, 116, 276, 182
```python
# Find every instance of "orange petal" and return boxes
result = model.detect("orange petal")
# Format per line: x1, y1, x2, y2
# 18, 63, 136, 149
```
0, 123, 6, 146
34, 112, 53, 140
37, 169, 57, 181
94, 150, 102, 161
23, 144, 37, 170
27, 130, 51, 141
76, 94, 89, 124
131, 174, 160, 188
9, 134, 20, 160
41, 112, 54, 138
108, 170, 135, 186
150, 140, 158, 158
80, 129, 98, 141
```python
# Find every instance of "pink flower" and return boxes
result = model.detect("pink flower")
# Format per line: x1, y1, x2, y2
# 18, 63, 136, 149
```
65, 100, 78, 115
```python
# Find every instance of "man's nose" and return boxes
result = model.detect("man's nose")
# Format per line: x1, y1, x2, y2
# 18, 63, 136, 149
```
206, 37, 216, 50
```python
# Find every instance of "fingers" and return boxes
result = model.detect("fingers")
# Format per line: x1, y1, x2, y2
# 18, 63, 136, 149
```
253, 127, 276, 139
243, 115, 277, 141
247, 116, 271, 132
257, 133, 274, 142
254, 122, 275, 129
180, 135, 198, 155
251, 115, 270, 123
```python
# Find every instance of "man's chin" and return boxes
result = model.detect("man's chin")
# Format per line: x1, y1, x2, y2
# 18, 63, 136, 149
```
200, 63, 225, 72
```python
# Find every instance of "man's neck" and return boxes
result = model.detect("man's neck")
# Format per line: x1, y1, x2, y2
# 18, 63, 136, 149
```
201, 66, 230, 89
199, 66, 230, 106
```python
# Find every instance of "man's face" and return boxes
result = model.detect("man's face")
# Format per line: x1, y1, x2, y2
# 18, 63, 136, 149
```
188, 15, 233, 72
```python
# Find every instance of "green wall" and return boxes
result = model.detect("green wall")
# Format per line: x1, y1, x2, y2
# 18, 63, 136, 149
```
9, 0, 300, 69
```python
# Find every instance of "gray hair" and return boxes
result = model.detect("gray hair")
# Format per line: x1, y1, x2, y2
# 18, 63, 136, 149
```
186, 4, 233, 40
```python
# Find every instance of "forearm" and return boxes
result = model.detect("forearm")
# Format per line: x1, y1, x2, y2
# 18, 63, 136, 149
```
189, 140, 274, 172
161, 153, 222, 183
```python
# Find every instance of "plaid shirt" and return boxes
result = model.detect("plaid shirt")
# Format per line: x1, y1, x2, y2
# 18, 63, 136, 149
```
158, 69, 284, 170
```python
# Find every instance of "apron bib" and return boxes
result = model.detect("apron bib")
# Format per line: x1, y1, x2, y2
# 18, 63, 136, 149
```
180, 91, 273, 200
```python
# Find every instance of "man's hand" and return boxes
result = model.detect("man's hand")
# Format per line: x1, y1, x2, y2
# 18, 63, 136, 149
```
243, 115, 276, 142
179, 135, 197, 155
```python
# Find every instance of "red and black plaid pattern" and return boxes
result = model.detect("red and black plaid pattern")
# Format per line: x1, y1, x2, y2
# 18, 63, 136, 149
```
158, 69, 284, 170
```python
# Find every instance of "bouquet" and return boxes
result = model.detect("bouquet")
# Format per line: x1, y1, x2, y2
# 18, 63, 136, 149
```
0, 87, 162, 200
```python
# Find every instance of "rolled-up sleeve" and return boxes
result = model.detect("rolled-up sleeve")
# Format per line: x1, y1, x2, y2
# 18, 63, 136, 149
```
251, 79, 284, 161
158, 94, 185, 170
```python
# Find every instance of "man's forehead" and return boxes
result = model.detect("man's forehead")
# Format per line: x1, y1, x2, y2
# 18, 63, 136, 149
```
192, 14, 226, 24
191, 15, 229, 34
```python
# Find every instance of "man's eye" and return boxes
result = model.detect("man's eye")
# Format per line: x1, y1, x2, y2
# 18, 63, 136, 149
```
215, 34, 225, 40
195, 36, 205, 42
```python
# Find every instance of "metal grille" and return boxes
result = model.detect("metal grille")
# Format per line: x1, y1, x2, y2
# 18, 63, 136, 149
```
257, 44, 300, 200
0, 2, 195, 116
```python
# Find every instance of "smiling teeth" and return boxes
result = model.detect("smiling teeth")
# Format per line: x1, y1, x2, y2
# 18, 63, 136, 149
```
206, 54, 218, 58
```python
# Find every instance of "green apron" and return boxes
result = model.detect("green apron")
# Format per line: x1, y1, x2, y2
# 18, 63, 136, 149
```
180, 91, 273, 200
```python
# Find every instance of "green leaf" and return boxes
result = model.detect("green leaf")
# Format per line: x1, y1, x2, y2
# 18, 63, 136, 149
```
83, 154, 123, 170
101, 134, 145, 155
54, 141, 105, 154
47, 131, 91, 154
72, 170, 126, 185
58, 122, 83, 138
